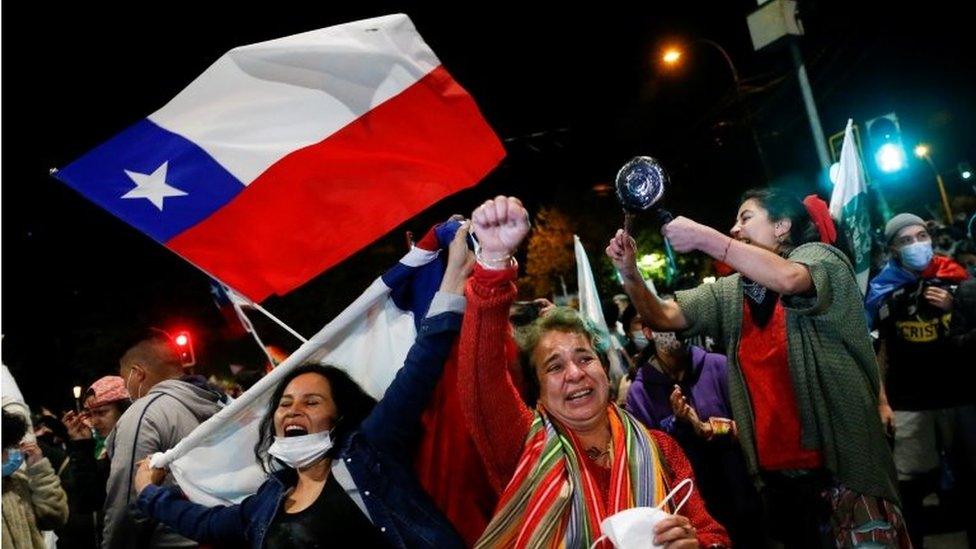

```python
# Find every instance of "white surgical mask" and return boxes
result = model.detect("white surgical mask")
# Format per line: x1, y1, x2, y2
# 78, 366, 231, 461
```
630, 331, 649, 351
898, 241, 934, 272
590, 478, 694, 549
268, 430, 334, 469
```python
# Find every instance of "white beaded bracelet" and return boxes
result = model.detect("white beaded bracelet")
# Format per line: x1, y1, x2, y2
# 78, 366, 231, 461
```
476, 252, 516, 270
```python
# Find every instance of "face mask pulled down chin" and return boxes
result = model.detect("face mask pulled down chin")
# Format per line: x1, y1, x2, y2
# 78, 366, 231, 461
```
899, 241, 934, 271
268, 430, 334, 469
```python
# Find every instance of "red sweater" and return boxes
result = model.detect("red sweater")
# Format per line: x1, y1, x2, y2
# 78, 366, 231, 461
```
739, 300, 823, 470
458, 264, 730, 547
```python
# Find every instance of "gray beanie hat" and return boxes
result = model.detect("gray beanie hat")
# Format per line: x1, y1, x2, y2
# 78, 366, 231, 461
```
884, 213, 926, 243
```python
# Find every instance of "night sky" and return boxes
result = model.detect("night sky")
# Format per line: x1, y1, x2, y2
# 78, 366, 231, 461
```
3, 1, 974, 410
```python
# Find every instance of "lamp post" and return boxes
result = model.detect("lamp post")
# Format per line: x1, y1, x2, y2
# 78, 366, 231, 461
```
914, 144, 953, 224
661, 39, 771, 180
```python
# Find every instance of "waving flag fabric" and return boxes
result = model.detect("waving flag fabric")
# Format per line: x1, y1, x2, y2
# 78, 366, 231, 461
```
151, 221, 455, 506
56, 14, 504, 301
829, 119, 872, 294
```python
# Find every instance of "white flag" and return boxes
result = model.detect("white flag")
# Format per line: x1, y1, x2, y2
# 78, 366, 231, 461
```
151, 242, 446, 506
574, 236, 626, 381
829, 119, 872, 294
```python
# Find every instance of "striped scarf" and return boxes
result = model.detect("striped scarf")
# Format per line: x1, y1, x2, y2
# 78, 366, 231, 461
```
476, 405, 668, 548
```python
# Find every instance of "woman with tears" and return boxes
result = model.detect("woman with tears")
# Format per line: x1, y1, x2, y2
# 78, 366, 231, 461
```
459, 196, 729, 548
132, 222, 475, 549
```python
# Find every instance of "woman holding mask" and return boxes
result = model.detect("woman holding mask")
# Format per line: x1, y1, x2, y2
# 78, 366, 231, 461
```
459, 196, 729, 548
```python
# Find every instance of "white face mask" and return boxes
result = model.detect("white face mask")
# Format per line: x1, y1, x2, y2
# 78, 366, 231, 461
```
590, 478, 694, 549
268, 430, 334, 469
630, 331, 649, 351
898, 241, 934, 272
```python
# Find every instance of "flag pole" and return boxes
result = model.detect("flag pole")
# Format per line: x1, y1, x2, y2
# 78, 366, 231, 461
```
215, 290, 280, 368
244, 301, 308, 344
242, 315, 278, 368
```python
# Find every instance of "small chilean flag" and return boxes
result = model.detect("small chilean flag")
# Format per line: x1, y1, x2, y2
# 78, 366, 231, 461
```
56, 14, 505, 301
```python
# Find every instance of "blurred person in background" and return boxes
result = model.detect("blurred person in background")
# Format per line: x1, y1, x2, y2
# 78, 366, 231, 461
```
2, 409, 69, 548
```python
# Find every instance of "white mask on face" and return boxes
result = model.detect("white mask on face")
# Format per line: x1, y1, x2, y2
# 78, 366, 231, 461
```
268, 430, 334, 469
630, 331, 649, 351
898, 241, 934, 272
590, 478, 694, 549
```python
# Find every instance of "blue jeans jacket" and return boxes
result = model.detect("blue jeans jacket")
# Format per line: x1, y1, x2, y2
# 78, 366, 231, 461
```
138, 310, 464, 548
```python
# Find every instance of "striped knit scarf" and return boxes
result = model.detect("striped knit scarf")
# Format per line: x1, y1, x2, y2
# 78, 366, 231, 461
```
476, 405, 668, 548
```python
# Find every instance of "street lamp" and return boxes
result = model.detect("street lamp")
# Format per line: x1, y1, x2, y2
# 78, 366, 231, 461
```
658, 39, 769, 179
914, 144, 953, 223
659, 39, 740, 87
662, 48, 682, 65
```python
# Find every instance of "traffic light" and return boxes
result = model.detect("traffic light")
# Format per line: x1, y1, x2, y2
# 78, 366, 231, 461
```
866, 113, 906, 174
173, 330, 196, 367
959, 161, 973, 181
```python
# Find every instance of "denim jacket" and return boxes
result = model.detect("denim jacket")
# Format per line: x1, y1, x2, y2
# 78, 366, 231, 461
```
138, 306, 465, 548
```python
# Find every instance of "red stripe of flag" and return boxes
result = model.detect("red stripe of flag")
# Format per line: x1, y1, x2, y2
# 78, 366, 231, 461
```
168, 66, 505, 301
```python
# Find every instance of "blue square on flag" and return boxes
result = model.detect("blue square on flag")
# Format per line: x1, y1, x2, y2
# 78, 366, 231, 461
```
57, 119, 245, 242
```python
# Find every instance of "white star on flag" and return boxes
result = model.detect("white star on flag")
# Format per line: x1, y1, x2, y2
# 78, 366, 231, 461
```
121, 162, 187, 211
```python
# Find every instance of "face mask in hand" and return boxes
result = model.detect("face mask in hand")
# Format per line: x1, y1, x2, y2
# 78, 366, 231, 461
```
268, 430, 334, 469
590, 478, 694, 549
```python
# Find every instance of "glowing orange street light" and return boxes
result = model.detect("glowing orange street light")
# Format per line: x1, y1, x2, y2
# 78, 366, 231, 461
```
662, 47, 683, 66
658, 39, 769, 179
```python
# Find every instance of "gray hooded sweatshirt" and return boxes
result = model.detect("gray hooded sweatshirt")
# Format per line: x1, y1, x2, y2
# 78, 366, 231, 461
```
102, 377, 225, 549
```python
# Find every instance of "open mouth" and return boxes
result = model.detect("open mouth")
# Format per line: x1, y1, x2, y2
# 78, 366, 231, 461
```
283, 425, 309, 437
566, 388, 593, 402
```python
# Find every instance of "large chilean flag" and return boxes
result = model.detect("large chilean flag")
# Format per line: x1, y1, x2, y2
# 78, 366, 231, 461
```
56, 14, 505, 301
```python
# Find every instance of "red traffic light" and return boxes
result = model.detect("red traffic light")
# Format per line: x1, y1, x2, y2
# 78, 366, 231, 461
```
171, 330, 195, 368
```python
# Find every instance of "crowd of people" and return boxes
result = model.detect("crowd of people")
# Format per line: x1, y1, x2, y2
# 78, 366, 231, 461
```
2, 190, 973, 548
